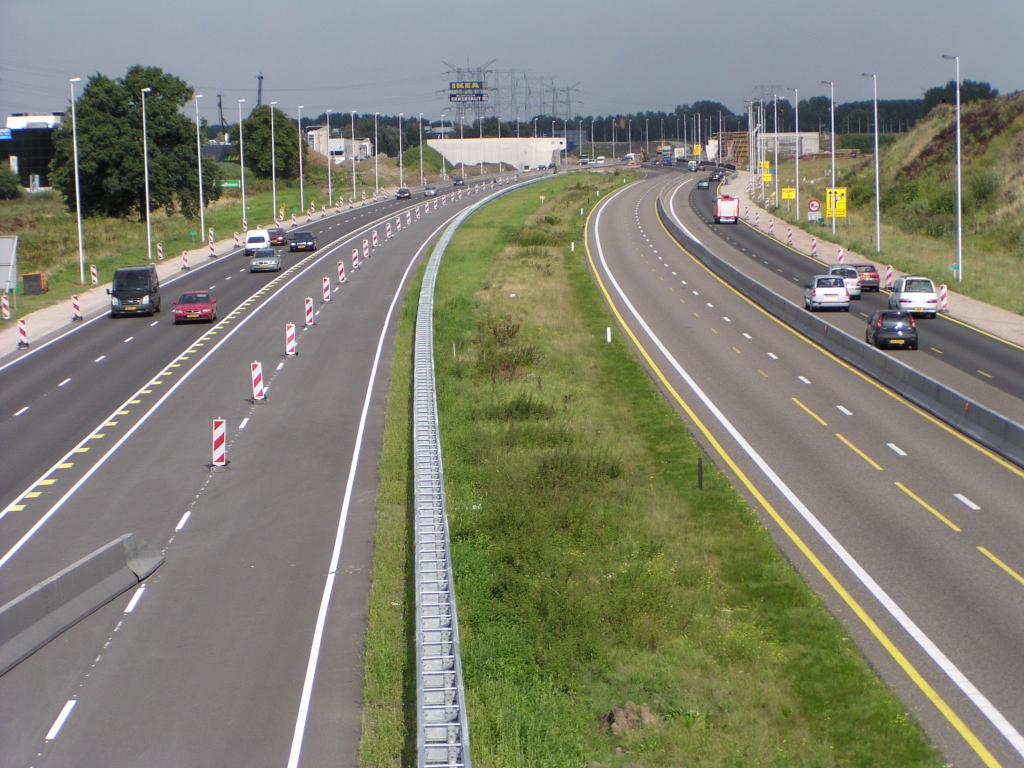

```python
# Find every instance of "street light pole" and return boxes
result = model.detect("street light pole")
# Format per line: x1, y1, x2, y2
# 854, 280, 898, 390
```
942, 55, 963, 282
238, 98, 247, 229
772, 94, 779, 208
141, 87, 153, 261
787, 87, 799, 221
69, 78, 85, 283
373, 112, 379, 196
822, 81, 836, 234
326, 109, 332, 207
645, 117, 650, 157
195, 94, 206, 240
298, 105, 305, 211
269, 101, 277, 222
352, 110, 358, 205
418, 112, 424, 187
862, 74, 881, 252
398, 113, 404, 188
628, 119, 632, 156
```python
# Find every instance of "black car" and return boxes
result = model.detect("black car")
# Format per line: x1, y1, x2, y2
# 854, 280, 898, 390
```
709, 170, 724, 181
866, 310, 918, 350
396, 188, 412, 199
289, 231, 317, 252
453, 177, 465, 186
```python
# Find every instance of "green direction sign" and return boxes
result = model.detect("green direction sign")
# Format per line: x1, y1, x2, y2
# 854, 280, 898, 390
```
189, 230, 198, 236
221, 179, 240, 189
949, 263, 960, 272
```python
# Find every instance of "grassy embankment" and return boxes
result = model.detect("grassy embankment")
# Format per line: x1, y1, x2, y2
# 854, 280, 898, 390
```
761, 93, 1024, 315
0, 147, 449, 321
359, 172, 944, 766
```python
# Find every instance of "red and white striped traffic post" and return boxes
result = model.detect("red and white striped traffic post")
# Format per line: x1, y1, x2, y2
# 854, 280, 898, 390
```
352, 247, 360, 270
939, 284, 949, 312
72, 295, 82, 321
157, 242, 164, 260
304, 296, 315, 326
837, 248, 844, 264
386, 222, 393, 239
285, 322, 297, 357
442, 195, 447, 206
337, 261, 348, 284
362, 239, 370, 260
322, 275, 331, 303
291, 213, 297, 227
17, 318, 29, 348
754, 210, 760, 228
306, 209, 313, 224
434, 199, 438, 210
416, 206, 421, 220
768, 219, 774, 237
234, 232, 241, 248
1, 294, 9, 321
336, 198, 342, 212
251, 361, 266, 403
321, 205, 326, 218
885, 265, 893, 288
90, 264, 99, 285
372, 229, 379, 248
209, 230, 216, 258
212, 419, 227, 467
395, 215, 402, 230
811, 237, 818, 257
744, 205, 749, 221
787, 227, 793, 246
182, 251, 190, 270
406, 210, 412, 225
208, 226, 214, 244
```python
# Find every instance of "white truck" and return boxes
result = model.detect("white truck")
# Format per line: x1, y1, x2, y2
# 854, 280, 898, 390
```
713, 195, 739, 225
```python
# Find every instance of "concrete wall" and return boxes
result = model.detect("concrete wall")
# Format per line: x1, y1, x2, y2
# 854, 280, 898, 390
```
428, 137, 565, 170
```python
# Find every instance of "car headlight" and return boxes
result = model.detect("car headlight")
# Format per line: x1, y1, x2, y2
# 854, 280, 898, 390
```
142, 294, 150, 305
111, 297, 120, 306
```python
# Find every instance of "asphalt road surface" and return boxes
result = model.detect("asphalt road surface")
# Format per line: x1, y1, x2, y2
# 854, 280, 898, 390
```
0, 179, 498, 767
588, 171, 1024, 768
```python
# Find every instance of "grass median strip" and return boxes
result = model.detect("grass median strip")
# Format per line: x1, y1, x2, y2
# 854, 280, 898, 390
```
360, 173, 942, 767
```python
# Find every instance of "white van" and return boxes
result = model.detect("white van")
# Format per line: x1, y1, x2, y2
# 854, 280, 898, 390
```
687, 160, 699, 172
244, 229, 270, 256
595, 156, 606, 165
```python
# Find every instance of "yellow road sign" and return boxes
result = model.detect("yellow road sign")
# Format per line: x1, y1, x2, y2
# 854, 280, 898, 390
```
759, 160, 771, 171
693, 144, 702, 156
826, 187, 847, 218
763, 172, 773, 183
781, 187, 796, 200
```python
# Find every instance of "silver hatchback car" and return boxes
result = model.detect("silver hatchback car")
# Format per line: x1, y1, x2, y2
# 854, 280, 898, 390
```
827, 265, 862, 299
888, 276, 939, 318
804, 275, 850, 312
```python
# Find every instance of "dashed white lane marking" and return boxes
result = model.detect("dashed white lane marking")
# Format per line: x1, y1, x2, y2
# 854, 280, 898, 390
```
59, 378, 71, 387
150, 320, 159, 326
175, 511, 191, 531
723, 317, 731, 322
239, 268, 246, 272
798, 376, 811, 385
276, 362, 285, 371
225, 276, 231, 281
124, 585, 145, 613
767, 352, 779, 360
14, 406, 28, 416
315, 310, 321, 316
680, 280, 687, 285
742, 333, 752, 339
954, 493, 981, 511
887, 443, 907, 456
45, 700, 76, 740
692, 290, 699, 296
239, 417, 250, 430
123, 337, 133, 343
837, 406, 853, 416
706, 302, 714, 308
95, 355, 105, 362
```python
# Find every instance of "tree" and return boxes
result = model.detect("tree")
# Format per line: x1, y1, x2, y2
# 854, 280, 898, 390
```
923, 80, 998, 115
0, 165, 21, 199
229, 105, 303, 179
49, 65, 220, 221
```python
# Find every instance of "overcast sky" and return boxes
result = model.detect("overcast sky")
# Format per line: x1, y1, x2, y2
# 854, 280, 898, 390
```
2, 0, 1021, 123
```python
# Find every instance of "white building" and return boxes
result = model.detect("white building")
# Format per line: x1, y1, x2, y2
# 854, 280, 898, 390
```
305, 127, 372, 164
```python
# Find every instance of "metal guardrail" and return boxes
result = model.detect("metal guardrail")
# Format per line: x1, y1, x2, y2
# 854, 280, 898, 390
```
412, 175, 546, 767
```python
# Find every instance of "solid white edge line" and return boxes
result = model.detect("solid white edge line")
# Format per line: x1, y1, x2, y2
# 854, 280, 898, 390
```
45, 699, 76, 740
285, 208, 465, 768
123, 585, 145, 613
654, 180, 1024, 756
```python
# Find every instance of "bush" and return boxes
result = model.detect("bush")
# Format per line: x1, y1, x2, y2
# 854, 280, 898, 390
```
0, 166, 22, 200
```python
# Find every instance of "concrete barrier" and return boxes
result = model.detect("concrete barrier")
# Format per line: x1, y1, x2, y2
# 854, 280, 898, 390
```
0, 533, 163, 676
656, 197, 1024, 470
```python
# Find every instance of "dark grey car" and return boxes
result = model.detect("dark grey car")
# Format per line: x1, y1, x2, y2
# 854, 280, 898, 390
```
250, 248, 282, 272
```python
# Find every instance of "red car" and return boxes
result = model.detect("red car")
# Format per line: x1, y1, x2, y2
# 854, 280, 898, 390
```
173, 291, 217, 324
268, 227, 288, 246
852, 263, 881, 292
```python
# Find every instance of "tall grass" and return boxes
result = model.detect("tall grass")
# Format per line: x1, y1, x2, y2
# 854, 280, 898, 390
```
360, 172, 943, 766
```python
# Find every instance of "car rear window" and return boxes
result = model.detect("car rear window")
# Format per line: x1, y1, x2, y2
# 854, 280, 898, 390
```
855, 265, 877, 273
881, 316, 910, 329
831, 268, 857, 278
905, 279, 934, 292
816, 277, 844, 287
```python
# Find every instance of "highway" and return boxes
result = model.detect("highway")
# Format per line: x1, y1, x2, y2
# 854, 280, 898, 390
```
588, 170, 1024, 768
0, 179, 496, 766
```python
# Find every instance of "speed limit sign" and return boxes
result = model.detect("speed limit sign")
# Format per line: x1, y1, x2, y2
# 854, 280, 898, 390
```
808, 198, 822, 213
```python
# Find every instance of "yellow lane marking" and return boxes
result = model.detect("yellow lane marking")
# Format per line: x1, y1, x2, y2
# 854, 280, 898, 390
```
59, 463, 73, 469
693, 312, 700, 318
91, 434, 105, 439
26, 492, 41, 498
792, 398, 828, 426
7, 505, 25, 512
711, 328, 718, 334
141, 390, 152, 394
758, 369, 768, 378
591, 189, 1003, 768
836, 433, 883, 470
118, 410, 130, 415
978, 547, 1024, 587
106, 421, 118, 426
733, 347, 741, 354
171, 364, 181, 368
131, 399, 141, 404
152, 381, 163, 385
39, 479, 56, 486
930, 347, 943, 354
977, 370, 993, 379
895, 482, 961, 532
75, 447, 89, 453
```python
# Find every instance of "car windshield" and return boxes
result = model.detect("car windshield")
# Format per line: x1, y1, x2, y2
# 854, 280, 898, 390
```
254, 249, 276, 257
816, 277, 844, 288
180, 292, 209, 304
293, 232, 313, 239
905, 279, 934, 293
246, 235, 265, 244
112, 272, 149, 291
